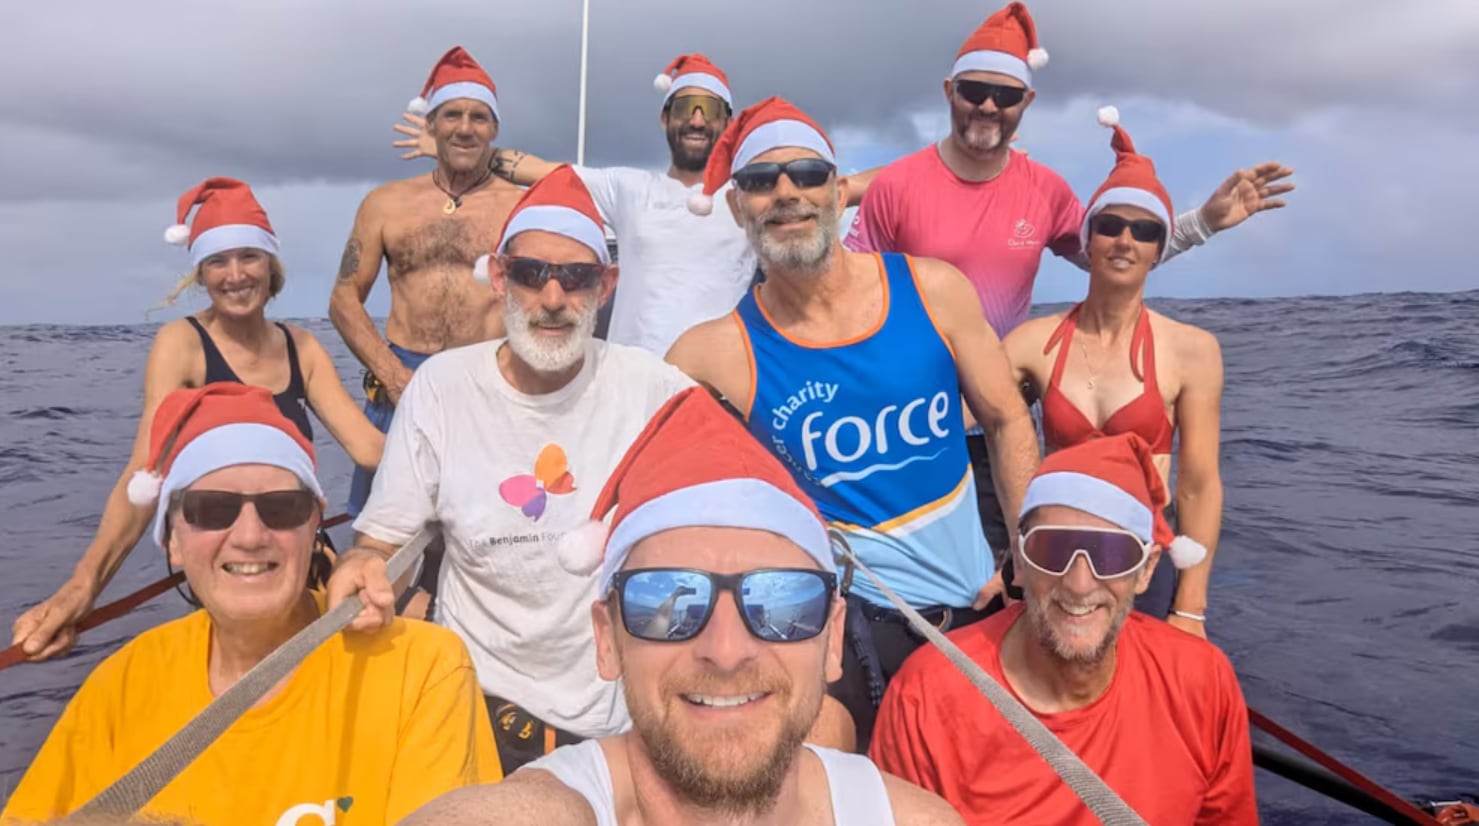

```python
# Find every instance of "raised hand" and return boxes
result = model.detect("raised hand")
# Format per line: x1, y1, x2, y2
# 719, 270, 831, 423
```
391, 113, 436, 162
1200, 162, 1296, 232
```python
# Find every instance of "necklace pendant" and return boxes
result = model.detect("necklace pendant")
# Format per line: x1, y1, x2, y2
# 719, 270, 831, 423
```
1086, 378, 1095, 390
442, 198, 458, 215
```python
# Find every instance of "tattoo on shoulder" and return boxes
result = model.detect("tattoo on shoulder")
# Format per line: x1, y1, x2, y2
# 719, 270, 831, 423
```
337, 238, 363, 282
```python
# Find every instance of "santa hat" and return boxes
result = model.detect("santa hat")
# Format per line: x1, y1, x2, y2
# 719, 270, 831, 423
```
686, 96, 836, 216
472, 165, 610, 283
555, 387, 834, 593
1019, 432, 1207, 570
653, 53, 733, 107
952, 2, 1048, 87
407, 46, 500, 121
1080, 106, 1175, 263
126, 383, 324, 548
163, 178, 279, 268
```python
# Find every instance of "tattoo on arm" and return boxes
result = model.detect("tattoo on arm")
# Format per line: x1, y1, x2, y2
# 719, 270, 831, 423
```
337, 238, 363, 282
491, 149, 526, 181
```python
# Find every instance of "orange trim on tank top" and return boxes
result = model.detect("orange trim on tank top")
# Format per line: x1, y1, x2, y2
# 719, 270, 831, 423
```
752, 253, 890, 349
730, 310, 759, 420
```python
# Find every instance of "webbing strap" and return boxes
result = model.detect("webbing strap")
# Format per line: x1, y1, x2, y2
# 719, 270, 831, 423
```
832, 528, 1149, 826
74, 528, 435, 818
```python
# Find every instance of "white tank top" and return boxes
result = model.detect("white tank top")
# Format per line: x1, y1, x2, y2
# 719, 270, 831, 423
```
522, 740, 897, 825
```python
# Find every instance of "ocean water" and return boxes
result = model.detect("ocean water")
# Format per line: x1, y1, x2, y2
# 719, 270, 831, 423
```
1, 291, 1476, 821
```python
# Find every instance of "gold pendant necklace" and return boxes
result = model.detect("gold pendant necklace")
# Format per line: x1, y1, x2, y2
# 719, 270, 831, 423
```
1078, 335, 1102, 390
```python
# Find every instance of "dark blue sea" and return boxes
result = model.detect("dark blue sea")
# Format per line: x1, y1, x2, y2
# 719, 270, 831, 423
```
2, 291, 1477, 821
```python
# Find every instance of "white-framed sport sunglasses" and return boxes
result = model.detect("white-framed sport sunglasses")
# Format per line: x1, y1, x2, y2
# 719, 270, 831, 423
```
1018, 524, 1152, 580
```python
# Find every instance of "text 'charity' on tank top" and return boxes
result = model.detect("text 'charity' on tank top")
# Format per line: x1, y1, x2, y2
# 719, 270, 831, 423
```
1040, 304, 1173, 454
734, 253, 994, 610
186, 316, 314, 441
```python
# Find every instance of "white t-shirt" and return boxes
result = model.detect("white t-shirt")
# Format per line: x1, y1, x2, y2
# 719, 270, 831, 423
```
353, 339, 696, 738
575, 166, 756, 356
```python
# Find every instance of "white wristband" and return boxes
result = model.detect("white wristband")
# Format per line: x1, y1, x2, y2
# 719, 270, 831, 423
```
1172, 610, 1206, 623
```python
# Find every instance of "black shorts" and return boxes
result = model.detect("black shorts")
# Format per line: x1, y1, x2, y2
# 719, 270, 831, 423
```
484, 694, 586, 773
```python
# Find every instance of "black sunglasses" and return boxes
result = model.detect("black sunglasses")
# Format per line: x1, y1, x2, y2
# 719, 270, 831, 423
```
953, 79, 1028, 109
732, 158, 837, 193
610, 567, 838, 643
177, 489, 319, 532
1090, 213, 1167, 245
503, 256, 606, 292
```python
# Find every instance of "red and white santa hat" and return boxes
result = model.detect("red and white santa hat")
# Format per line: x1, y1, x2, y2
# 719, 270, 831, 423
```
1080, 106, 1175, 262
555, 386, 834, 593
952, 1, 1048, 86
472, 164, 610, 283
686, 96, 836, 216
407, 46, 500, 121
163, 177, 279, 268
1019, 432, 1207, 569
126, 382, 323, 548
653, 53, 733, 107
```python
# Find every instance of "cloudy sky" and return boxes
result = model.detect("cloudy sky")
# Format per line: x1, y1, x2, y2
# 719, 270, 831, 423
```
2, 0, 1475, 325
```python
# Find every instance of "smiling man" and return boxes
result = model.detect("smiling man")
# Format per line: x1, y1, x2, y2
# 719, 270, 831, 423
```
666, 97, 1040, 752
330, 45, 526, 521
870, 433, 1257, 825
327, 166, 694, 774
402, 387, 964, 825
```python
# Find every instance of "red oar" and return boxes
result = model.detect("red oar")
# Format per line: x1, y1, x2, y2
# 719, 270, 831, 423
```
0, 512, 353, 673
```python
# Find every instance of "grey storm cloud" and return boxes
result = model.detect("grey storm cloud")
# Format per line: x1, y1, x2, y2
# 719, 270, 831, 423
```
2, 0, 1476, 205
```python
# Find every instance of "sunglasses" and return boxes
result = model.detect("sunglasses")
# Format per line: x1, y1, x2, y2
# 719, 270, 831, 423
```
953, 79, 1028, 109
1019, 525, 1151, 580
1090, 213, 1167, 245
732, 158, 837, 193
177, 489, 319, 532
503, 256, 606, 293
610, 567, 838, 644
666, 95, 729, 123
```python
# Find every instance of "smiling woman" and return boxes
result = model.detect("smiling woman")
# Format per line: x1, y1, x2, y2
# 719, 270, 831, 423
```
8, 177, 386, 667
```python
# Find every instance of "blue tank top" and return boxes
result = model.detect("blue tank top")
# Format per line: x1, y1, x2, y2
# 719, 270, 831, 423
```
735, 252, 993, 609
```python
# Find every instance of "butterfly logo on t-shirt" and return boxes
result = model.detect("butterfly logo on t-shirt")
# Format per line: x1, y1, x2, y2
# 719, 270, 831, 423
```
498, 443, 576, 520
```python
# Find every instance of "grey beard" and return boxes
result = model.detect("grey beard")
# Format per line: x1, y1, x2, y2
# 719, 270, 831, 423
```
504, 301, 596, 374
1025, 591, 1133, 666
746, 199, 840, 275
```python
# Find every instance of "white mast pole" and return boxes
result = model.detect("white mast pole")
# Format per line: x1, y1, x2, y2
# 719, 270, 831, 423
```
576, 0, 591, 166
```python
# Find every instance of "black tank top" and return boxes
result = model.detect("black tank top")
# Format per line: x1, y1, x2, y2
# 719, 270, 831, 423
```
186, 316, 313, 440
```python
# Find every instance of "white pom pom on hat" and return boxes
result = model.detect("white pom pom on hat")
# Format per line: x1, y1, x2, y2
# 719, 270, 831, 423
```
555, 519, 610, 577
472, 253, 490, 284
653, 73, 674, 93
127, 469, 163, 507
686, 192, 714, 216
1167, 535, 1208, 570
1027, 47, 1049, 71
407, 96, 431, 116
163, 224, 191, 246
1097, 105, 1120, 127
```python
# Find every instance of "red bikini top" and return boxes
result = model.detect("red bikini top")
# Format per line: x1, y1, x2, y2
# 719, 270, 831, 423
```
1040, 304, 1174, 454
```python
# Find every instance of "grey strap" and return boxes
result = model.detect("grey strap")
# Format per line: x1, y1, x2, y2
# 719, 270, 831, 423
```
832, 528, 1149, 826
75, 528, 435, 818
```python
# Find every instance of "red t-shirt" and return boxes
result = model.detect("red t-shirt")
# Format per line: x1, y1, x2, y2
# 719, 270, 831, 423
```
870, 604, 1258, 826
844, 146, 1084, 338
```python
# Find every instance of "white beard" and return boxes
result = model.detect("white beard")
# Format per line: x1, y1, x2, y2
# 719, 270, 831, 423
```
504, 299, 596, 374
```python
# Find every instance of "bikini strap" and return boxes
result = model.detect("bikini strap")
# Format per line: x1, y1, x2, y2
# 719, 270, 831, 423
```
1129, 307, 1154, 386
1044, 303, 1083, 390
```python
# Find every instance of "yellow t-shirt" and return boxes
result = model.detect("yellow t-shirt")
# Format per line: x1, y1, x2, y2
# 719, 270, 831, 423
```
1, 606, 502, 825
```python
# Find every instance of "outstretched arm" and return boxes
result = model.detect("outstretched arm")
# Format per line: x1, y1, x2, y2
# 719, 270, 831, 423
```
9, 323, 192, 660
844, 165, 884, 207
1065, 161, 1296, 270
1168, 328, 1225, 639
392, 113, 561, 186
327, 194, 411, 404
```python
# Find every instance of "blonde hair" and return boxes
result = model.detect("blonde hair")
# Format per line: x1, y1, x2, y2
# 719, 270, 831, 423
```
150, 254, 285, 316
